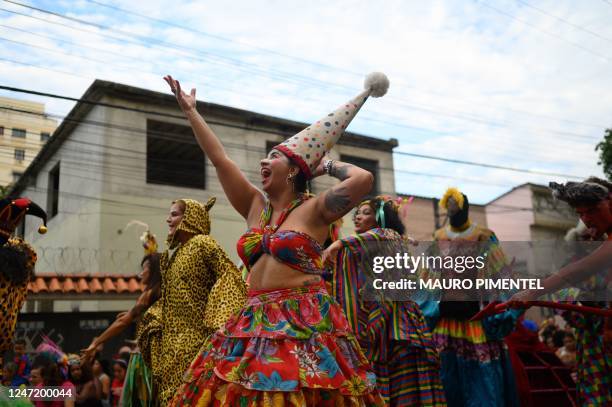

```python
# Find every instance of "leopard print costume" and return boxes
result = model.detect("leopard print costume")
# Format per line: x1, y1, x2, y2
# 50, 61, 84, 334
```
0, 238, 36, 354
157, 197, 246, 404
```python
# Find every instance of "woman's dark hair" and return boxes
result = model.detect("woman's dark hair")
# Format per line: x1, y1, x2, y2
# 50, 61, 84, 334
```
141, 253, 161, 294
112, 354, 129, 373
358, 197, 405, 235
69, 361, 94, 385
93, 355, 110, 376
3, 362, 17, 376
541, 324, 557, 340
552, 330, 566, 348
585, 176, 612, 191
293, 169, 309, 194
281, 151, 309, 194
32, 355, 63, 386
550, 179, 610, 207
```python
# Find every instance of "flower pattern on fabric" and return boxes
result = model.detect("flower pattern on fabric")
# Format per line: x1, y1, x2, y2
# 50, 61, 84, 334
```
237, 196, 325, 276
170, 283, 384, 406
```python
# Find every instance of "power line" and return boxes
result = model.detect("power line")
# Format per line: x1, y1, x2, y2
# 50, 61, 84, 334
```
0, 89, 589, 179
82, 0, 609, 130
0, 3, 607, 137
4, 98, 593, 168
0, 56, 91, 79
0, 48, 597, 149
1, 2, 355, 93
0, 114, 519, 189
477, 1, 612, 63
83, 0, 363, 79
516, 0, 612, 44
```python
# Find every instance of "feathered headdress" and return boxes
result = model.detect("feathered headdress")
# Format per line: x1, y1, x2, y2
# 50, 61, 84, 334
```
119, 220, 158, 255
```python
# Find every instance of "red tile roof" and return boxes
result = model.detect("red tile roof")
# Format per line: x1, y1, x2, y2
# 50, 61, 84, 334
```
28, 274, 144, 295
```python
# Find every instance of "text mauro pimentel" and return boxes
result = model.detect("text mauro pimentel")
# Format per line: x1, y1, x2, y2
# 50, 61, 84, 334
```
370, 253, 544, 291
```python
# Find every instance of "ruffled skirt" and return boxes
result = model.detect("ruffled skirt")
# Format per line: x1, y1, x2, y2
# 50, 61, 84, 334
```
170, 282, 384, 406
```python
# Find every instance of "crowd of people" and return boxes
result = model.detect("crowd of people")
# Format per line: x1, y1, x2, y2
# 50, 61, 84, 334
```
1, 73, 610, 406
1, 337, 132, 407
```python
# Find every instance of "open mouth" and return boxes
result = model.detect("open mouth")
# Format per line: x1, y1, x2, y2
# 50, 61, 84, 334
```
261, 167, 271, 181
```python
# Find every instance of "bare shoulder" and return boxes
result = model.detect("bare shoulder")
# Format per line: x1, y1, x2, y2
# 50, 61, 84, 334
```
245, 193, 267, 226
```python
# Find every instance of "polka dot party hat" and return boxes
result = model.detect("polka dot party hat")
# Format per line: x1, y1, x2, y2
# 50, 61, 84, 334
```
274, 72, 389, 179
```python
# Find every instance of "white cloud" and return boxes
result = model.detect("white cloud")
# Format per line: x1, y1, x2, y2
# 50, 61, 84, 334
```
0, 0, 609, 203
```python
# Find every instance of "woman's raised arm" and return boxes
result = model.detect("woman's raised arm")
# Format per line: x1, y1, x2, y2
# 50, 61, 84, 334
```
313, 159, 373, 225
164, 76, 263, 219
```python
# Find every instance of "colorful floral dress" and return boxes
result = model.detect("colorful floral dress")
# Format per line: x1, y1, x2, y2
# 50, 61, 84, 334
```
170, 197, 384, 406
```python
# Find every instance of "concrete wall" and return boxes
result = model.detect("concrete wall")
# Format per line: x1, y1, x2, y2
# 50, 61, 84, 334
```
22, 105, 107, 273
486, 185, 535, 241
21, 93, 396, 273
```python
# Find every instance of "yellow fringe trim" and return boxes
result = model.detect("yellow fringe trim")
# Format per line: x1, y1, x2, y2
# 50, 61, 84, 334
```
439, 187, 464, 209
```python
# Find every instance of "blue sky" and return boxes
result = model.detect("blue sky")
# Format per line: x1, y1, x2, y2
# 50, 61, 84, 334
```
0, 0, 610, 203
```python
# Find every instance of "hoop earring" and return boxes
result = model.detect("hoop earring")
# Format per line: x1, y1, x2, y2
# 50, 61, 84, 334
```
286, 173, 294, 185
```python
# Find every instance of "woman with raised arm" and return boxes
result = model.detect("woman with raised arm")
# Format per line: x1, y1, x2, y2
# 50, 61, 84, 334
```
81, 229, 161, 405
164, 73, 389, 406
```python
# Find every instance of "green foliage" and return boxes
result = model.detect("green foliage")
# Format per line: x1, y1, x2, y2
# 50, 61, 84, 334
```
0, 185, 8, 199
595, 128, 612, 180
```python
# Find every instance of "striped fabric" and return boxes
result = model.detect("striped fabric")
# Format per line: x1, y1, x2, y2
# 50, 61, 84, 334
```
388, 344, 447, 406
433, 318, 518, 407
565, 312, 611, 405
332, 228, 446, 406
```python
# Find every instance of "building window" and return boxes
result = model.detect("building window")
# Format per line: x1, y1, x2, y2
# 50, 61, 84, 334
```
146, 120, 206, 189
266, 140, 282, 155
12, 171, 23, 183
12, 128, 26, 138
14, 149, 25, 161
0, 126, 4, 136
41, 132, 51, 142
47, 162, 60, 218
340, 154, 379, 194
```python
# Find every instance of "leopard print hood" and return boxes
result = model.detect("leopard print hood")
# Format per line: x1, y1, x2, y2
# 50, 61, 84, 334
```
167, 197, 216, 249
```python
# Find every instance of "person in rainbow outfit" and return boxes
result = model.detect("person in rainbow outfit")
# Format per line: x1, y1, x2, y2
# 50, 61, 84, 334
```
324, 195, 446, 406
427, 187, 520, 407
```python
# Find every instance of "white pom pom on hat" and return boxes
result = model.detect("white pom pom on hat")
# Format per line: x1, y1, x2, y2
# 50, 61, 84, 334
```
364, 72, 390, 98
274, 72, 390, 179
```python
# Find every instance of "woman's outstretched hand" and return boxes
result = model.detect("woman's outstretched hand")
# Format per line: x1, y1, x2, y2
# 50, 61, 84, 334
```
163, 75, 197, 113
322, 240, 342, 267
80, 344, 97, 364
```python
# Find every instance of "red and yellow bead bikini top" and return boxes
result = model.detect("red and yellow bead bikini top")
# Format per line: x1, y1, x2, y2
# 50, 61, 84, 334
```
237, 195, 324, 274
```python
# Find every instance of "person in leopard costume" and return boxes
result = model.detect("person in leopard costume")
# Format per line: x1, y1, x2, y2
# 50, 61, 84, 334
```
158, 197, 246, 404
0, 197, 47, 362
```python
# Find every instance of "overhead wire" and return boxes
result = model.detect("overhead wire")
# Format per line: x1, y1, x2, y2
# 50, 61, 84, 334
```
0, 94, 590, 179
516, 0, 612, 44
81, 0, 609, 130
0, 4, 606, 141
477, 1, 612, 62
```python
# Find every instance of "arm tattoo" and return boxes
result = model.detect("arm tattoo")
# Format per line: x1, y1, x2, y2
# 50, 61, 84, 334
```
303, 276, 322, 286
324, 186, 352, 213
331, 163, 351, 181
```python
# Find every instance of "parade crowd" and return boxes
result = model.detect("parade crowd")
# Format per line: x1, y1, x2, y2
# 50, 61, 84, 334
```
1, 73, 610, 406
